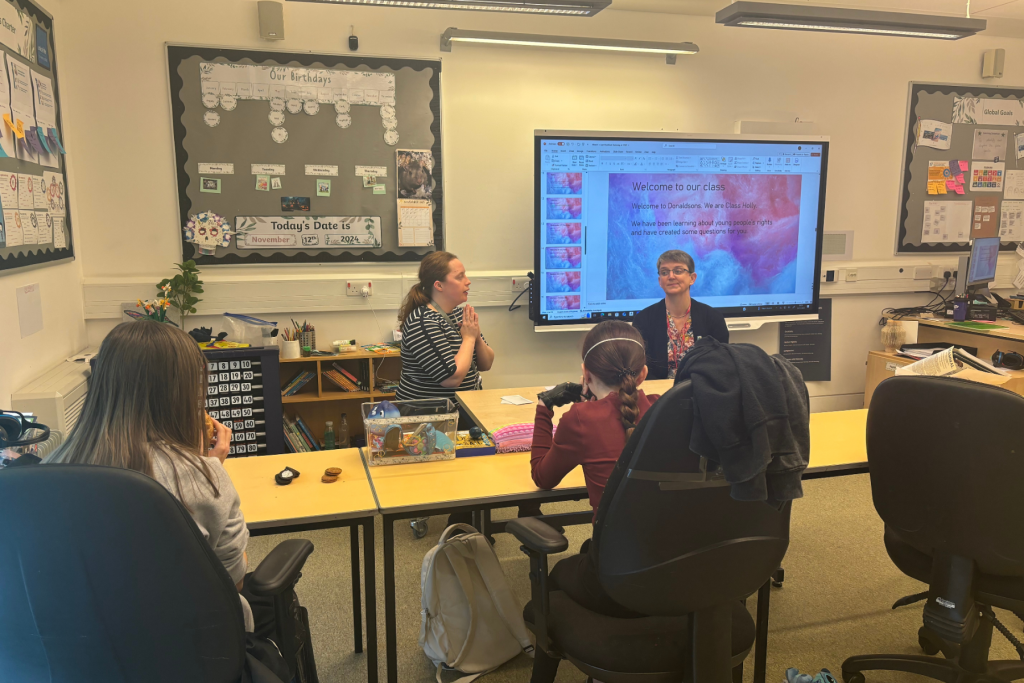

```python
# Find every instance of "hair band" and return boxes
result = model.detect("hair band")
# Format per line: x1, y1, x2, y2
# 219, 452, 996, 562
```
583, 337, 644, 362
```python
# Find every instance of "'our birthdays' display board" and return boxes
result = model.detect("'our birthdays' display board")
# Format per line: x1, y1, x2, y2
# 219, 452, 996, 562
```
167, 45, 443, 265
898, 82, 1024, 254
0, 0, 71, 273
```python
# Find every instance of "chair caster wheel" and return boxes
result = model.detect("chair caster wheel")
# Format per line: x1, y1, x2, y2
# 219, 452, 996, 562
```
841, 671, 864, 683
411, 518, 428, 539
772, 567, 785, 587
918, 627, 942, 656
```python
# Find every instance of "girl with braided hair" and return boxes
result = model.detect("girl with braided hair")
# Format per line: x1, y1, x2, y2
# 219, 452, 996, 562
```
531, 320, 660, 521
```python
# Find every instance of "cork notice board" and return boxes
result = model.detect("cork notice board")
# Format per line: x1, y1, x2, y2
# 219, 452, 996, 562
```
897, 81, 1024, 254
167, 45, 443, 265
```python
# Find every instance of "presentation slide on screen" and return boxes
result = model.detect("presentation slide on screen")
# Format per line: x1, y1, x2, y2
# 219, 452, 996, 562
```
537, 138, 826, 322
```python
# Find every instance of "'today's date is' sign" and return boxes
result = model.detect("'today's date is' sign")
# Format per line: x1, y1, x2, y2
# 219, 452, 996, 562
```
235, 216, 382, 249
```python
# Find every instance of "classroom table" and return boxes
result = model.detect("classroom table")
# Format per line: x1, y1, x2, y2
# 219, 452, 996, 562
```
457, 382, 870, 476
225, 448, 380, 683
369, 383, 869, 683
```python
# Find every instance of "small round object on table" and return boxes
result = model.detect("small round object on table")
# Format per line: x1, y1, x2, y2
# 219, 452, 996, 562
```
321, 474, 339, 484
275, 467, 300, 486
325, 467, 342, 476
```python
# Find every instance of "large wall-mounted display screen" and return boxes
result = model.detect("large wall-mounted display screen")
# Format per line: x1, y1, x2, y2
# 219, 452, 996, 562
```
533, 132, 829, 328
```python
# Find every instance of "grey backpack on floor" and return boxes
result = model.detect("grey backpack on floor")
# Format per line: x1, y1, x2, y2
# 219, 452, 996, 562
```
420, 524, 533, 683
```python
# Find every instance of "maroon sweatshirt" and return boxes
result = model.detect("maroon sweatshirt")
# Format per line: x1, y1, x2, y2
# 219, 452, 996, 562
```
531, 390, 659, 519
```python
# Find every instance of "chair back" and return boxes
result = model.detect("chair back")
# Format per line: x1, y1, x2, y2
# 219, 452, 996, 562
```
592, 380, 791, 616
868, 376, 1024, 577
0, 464, 246, 683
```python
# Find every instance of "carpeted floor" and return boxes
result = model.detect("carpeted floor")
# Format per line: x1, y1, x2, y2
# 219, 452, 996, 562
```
247, 473, 1022, 683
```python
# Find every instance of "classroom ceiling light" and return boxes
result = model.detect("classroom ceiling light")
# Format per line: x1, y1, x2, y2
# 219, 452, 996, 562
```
715, 2, 986, 40
440, 28, 698, 63
288, 0, 609, 16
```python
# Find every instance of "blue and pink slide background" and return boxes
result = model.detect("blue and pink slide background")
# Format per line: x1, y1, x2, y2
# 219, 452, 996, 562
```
606, 173, 803, 300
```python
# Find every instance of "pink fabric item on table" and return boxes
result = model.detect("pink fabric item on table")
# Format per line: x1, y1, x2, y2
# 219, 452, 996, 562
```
491, 422, 555, 454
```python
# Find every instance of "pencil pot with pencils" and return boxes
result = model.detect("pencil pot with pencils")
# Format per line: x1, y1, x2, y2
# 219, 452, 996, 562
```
362, 398, 457, 466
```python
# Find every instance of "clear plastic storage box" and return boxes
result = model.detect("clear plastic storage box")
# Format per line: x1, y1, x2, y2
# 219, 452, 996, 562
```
361, 398, 458, 466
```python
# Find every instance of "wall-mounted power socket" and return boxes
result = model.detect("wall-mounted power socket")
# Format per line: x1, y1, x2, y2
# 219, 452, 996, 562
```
347, 280, 372, 297
511, 277, 529, 291
845, 269, 858, 282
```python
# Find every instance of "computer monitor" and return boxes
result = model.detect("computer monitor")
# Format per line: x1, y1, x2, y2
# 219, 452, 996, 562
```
967, 237, 999, 286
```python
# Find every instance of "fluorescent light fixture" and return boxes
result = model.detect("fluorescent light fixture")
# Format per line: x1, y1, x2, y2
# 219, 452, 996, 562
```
440, 28, 698, 63
716, 2, 986, 40
288, 0, 609, 16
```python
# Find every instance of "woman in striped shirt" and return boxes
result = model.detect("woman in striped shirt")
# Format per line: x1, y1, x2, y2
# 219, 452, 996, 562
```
397, 252, 496, 536
396, 251, 495, 421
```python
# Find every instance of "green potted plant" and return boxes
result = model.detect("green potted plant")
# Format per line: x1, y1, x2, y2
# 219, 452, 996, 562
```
158, 260, 204, 327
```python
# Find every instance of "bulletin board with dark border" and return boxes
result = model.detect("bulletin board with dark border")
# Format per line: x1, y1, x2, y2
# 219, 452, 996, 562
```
167, 45, 443, 265
897, 81, 1024, 254
0, 0, 72, 272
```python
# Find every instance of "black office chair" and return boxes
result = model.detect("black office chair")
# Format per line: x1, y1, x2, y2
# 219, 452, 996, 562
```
842, 375, 1024, 683
0, 464, 318, 683
509, 380, 792, 683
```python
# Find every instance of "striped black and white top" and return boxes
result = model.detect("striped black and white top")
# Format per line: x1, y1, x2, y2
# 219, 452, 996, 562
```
396, 305, 484, 401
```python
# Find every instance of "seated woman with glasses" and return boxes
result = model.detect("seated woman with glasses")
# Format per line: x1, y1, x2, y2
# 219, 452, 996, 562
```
631, 249, 729, 380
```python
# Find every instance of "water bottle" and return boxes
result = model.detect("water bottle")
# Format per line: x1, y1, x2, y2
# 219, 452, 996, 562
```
338, 413, 350, 448
323, 421, 336, 450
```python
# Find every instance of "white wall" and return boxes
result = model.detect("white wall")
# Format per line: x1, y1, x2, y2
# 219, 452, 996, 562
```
0, 0, 86, 406
58, 0, 1020, 404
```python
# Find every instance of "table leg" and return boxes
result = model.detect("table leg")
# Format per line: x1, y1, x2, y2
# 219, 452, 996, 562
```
753, 578, 771, 683
384, 515, 398, 683
350, 524, 363, 654
363, 517, 378, 683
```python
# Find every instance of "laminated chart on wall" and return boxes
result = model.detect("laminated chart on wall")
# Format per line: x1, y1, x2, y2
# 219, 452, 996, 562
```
898, 82, 1024, 254
167, 45, 443, 265
0, 0, 72, 272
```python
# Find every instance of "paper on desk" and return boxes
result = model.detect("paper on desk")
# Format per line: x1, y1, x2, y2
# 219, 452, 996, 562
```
896, 346, 1008, 379
500, 395, 534, 405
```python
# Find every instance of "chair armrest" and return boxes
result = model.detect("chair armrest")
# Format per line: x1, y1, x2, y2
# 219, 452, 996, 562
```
248, 539, 314, 596
507, 517, 568, 555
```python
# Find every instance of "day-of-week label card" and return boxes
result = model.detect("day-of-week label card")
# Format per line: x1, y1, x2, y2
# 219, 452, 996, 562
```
251, 164, 285, 175
355, 166, 387, 177
304, 164, 339, 176
198, 163, 234, 175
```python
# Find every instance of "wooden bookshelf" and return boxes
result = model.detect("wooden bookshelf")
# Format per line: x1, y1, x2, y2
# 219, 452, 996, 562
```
278, 349, 401, 450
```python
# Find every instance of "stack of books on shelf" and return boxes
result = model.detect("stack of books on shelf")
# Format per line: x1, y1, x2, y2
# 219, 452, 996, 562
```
283, 414, 320, 453
282, 370, 315, 397
322, 363, 366, 392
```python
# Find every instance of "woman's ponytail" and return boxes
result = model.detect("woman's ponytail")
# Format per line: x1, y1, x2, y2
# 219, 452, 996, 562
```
398, 251, 458, 325
617, 372, 640, 440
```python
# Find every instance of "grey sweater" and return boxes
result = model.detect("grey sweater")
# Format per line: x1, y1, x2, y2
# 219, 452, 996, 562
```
150, 448, 250, 583
150, 447, 253, 630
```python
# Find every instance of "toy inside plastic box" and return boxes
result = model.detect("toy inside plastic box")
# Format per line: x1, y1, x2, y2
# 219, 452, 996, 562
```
361, 398, 458, 466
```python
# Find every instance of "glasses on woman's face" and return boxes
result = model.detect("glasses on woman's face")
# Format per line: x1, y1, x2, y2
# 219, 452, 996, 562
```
659, 267, 691, 278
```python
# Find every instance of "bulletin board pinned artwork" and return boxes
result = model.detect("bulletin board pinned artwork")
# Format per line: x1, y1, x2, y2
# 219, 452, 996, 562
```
0, 0, 72, 273
166, 45, 443, 265
897, 82, 1024, 253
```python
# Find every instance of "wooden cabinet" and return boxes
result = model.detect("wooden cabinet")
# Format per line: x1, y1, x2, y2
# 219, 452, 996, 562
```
864, 350, 1024, 409
279, 350, 401, 449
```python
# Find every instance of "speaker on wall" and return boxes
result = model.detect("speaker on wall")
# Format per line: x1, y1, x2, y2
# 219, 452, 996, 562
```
258, 1, 285, 41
